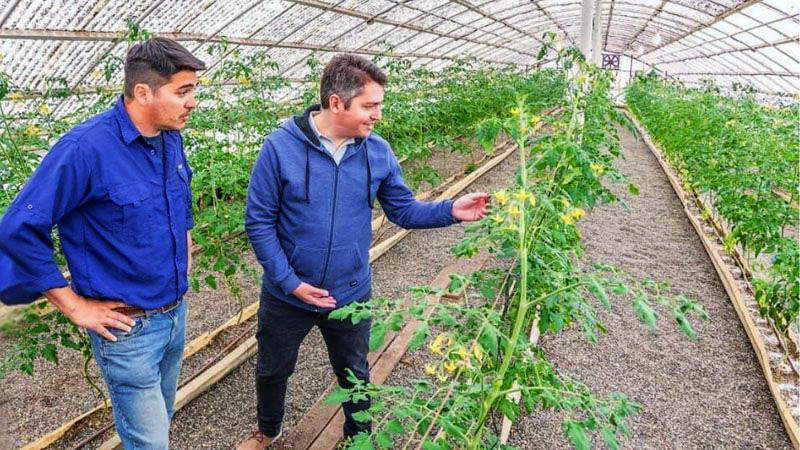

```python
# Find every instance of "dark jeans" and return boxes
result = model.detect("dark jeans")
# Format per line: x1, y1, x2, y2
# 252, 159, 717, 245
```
255, 288, 372, 439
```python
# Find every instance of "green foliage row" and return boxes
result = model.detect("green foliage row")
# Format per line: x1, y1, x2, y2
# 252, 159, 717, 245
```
0, 36, 564, 383
626, 74, 799, 336
328, 41, 708, 450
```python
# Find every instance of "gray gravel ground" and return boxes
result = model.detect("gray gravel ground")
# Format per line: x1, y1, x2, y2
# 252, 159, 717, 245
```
505, 126, 792, 449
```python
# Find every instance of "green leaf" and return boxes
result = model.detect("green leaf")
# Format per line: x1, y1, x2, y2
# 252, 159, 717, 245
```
376, 431, 393, 448
601, 426, 619, 450
627, 183, 640, 195
369, 321, 387, 352
41, 344, 59, 364
632, 295, 657, 332
589, 276, 610, 309
386, 419, 404, 434
408, 323, 429, 350
324, 387, 350, 405
352, 410, 371, 423
564, 420, 591, 450
204, 275, 217, 290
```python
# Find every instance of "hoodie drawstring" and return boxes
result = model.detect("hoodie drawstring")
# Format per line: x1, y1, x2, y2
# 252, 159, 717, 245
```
305, 146, 310, 204
365, 145, 372, 209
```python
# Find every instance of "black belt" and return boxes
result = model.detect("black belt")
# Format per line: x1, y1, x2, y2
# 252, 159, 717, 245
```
117, 299, 181, 318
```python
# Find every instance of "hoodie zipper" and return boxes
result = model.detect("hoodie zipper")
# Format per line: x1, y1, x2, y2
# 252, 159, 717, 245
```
318, 161, 339, 288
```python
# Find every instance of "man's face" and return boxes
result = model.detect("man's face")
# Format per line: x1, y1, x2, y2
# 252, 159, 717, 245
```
149, 70, 198, 131
334, 81, 384, 138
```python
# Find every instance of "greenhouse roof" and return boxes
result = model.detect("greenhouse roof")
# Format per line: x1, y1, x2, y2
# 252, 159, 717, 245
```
0, 0, 797, 102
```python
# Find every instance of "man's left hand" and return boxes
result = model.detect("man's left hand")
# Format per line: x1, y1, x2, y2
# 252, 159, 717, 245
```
452, 192, 490, 222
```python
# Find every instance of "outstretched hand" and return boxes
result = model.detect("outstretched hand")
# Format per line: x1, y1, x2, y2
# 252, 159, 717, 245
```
452, 192, 490, 222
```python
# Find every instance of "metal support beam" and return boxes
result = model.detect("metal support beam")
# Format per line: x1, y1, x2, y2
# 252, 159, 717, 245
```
579, 0, 594, 59
592, 0, 603, 65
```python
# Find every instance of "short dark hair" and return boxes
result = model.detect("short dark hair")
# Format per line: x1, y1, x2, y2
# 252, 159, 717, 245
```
320, 54, 387, 109
124, 37, 206, 98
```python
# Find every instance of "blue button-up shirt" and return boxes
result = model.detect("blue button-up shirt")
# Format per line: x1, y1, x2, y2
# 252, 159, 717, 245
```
0, 96, 194, 309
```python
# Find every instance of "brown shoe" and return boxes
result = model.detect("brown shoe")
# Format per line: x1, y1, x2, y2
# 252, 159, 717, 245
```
236, 428, 282, 450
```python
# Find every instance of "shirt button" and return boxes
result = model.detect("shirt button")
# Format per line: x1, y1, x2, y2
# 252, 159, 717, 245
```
150, 150, 155, 155
177, 164, 183, 170
26, 204, 33, 209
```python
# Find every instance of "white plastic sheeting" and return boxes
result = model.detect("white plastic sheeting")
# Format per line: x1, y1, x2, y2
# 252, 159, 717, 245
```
0, 0, 797, 104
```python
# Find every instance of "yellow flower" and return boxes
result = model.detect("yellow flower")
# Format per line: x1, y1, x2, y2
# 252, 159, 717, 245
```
454, 346, 468, 361
38, 103, 51, 115
570, 208, 586, 220
590, 163, 605, 176
237, 75, 252, 86
424, 364, 437, 376
560, 213, 574, 225
25, 125, 41, 137
91, 68, 104, 79
471, 343, 484, 361
492, 214, 504, 225
494, 190, 509, 205
8, 92, 23, 102
530, 115, 541, 127
428, 334, 447, 355
528, 195, 537, 208
514, 190, 529, 202
199, 75, 211, 85
508, 206, 521, 219
576, 74, 587, 84
510, 107, 521, 117
444, 360, 458, 374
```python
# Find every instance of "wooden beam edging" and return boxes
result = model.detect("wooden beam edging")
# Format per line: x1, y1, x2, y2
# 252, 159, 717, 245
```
623, 108, 800, 449
282, 254, 491, 450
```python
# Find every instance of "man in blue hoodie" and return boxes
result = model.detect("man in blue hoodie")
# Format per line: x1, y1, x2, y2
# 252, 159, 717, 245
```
241, 54, 489, 448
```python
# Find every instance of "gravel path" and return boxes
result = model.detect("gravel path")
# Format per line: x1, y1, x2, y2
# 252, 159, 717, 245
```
506, 126, 792, 449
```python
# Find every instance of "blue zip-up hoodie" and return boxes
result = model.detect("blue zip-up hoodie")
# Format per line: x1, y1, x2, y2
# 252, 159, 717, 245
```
246, 105, 457, 311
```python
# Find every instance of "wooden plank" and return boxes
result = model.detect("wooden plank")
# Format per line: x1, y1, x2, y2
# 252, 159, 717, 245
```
625, 109, 800, 449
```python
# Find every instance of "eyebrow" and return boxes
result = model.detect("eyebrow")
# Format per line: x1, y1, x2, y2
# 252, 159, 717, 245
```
177, 83, 196, 90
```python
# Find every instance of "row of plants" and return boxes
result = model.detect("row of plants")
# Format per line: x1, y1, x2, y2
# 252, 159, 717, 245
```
626, 74, 799, 337
329, 40, 708, 449
0, 27, 564, 388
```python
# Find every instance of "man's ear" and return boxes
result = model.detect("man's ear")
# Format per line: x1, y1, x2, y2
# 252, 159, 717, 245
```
132, 83, 152, 106
328, 94, 343, 113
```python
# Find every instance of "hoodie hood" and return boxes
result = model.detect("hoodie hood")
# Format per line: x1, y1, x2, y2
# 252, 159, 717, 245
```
284, 104, 372, 207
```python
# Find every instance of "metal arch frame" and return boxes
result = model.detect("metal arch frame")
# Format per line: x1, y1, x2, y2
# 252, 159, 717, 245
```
0, 0, 22, 28
660, 55, 791, 93
651, 15, 799, 64
477, 1, 575, 47
648, 10, 798, 61
281, 0, 537, 58
448, 0, 546, 45
639, 0, 763, 58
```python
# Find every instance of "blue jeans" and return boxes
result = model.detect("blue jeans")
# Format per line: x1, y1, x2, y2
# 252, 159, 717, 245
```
255, 288, 372, 439
88, 300, 186, 449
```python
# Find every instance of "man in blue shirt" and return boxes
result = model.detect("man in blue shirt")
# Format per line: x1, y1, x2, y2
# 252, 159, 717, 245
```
240, 54, 489, 449
0, 38, 205, 448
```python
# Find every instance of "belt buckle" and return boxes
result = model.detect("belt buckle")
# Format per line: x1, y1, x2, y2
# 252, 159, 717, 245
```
160, 299, 180, 314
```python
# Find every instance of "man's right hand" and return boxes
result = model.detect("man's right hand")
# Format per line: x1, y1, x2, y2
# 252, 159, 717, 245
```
292, 282, 336, 308
44, 287, 135, 342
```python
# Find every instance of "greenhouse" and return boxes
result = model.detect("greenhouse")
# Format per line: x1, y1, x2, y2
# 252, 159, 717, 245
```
0, 0, 797, 449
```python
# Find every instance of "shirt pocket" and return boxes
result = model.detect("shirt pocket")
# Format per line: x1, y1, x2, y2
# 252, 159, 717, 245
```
108, 182, 155, 244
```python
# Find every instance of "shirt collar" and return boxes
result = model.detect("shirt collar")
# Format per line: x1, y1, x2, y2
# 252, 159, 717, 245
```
113, 95, 145, 145
309, 111, 355, 149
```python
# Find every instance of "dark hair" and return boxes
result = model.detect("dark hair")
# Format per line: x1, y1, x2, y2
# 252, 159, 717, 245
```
124, 37, 206, 98
320, 54, 387, 109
